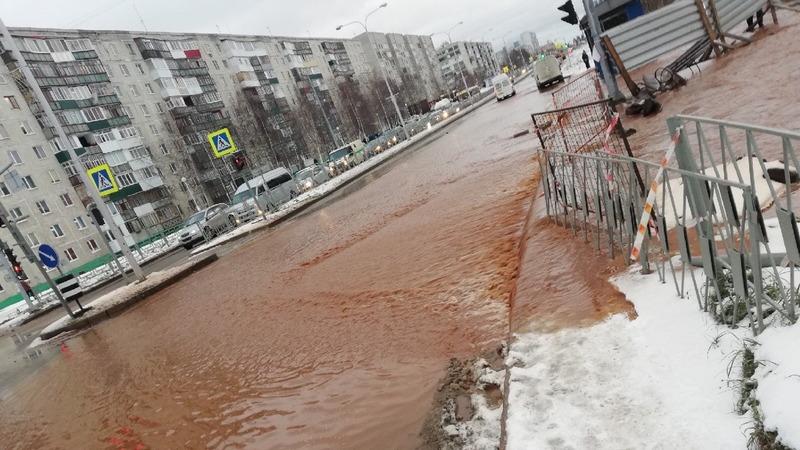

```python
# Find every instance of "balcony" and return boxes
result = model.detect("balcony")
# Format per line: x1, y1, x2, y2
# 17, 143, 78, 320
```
195, 100, 225, 114
236, 71, 260, 89
138, 175, 165, 192
128, 156, 154, 171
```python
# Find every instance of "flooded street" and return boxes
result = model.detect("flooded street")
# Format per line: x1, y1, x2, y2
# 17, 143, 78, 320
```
0, 77, 549, 449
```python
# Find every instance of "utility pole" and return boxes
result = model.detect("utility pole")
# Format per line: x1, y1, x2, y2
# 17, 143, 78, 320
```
0, 17, 146, 281
580, 0, 622, 99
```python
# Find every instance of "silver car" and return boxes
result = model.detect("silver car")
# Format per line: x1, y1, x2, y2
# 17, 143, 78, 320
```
295, 165, 330, 193
178, 203, 235, 249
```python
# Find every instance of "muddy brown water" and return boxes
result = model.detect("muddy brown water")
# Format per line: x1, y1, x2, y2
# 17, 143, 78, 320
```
0, 78, 559, 449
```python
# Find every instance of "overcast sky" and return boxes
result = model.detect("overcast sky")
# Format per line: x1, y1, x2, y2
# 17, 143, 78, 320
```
1, 0, 585, 50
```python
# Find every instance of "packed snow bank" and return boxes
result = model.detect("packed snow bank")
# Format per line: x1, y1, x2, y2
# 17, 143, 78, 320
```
753, 322, 800, 448
506, 268, 747, 449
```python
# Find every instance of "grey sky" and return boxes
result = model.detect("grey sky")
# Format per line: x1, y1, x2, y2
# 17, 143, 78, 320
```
1, 0, 585, 50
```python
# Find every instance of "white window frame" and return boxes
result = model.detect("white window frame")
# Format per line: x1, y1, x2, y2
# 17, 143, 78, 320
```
8, 150, 22, 165
50, 223, 65, 238
59, 192, 74, 207
64, 247, 78, 262
73, 216, 87, 230
35, 200, 51, 215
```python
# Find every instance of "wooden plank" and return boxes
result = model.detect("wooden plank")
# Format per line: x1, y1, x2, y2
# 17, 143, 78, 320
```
694, 0, 724, 58
601, 35, 640, 97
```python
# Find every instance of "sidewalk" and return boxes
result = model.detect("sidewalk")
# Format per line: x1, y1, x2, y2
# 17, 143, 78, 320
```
189, 92, 496, 255
39, 253, 218, 340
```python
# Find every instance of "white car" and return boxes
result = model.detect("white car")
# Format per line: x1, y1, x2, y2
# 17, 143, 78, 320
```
492, 73, 516, 101
294, 165, 330, 193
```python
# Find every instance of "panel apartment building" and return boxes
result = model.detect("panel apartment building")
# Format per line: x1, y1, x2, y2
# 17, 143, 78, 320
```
437, 41, 498, 93
354, 32, 446, 115
0, 26, 446, 306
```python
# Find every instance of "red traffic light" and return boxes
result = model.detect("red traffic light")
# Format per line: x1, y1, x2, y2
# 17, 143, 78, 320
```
232, 154, 247, 171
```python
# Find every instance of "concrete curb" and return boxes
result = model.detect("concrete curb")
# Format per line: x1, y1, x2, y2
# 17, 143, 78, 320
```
39, 253, 218, 340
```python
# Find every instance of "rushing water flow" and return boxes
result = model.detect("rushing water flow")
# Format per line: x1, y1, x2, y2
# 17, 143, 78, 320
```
0, 78, 548, 449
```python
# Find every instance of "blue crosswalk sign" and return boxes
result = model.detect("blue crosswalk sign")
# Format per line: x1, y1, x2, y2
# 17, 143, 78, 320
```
207, 128, 237, 158
87, 163, 119, 197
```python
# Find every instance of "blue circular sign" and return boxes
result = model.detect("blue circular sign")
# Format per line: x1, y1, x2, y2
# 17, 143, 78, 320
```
38, 244, 59, 269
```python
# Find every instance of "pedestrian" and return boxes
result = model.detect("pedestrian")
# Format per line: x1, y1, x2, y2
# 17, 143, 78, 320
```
582, 50, 590, 69
745, 8, 765, 32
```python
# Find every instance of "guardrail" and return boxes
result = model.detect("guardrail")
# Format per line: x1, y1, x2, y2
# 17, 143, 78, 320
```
536, 100, 800, 334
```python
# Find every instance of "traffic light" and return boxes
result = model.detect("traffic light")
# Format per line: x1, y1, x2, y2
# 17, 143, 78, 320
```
89, 207, 105, 226
232, 154, 247, 171
558, 0, 579, 25
3, 248, 24, 279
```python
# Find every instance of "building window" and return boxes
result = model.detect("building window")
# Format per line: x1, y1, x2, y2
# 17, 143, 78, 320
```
64, 247, 78, 262
0, 124, 8, 139
130, 85, 140, 97
50, 223, 65, 238
4, 95, 19, 109
74, 216, 87, 230
212, 60, 220, 70
8, 150, 22, 165
86, 239, 100, 252
48, 169, 61, 183
0, 182, 10, 196
140, 104, 150, 116
159, 143, 169, 155
20, 120, 34, 135
123, 105, 134, 118
81, 106, 108, 122
22, 175, 36, 189
120, 64, 130, 76
35, 200, 51, 215
27, 232, 39, 247
155, 102, 164, 113
59, 193, 74, 207
113, 85, 123, 97
126, 42, 135, 55
33, 145, 47, 160
145, 82, 155, 94
149, 124, 159, 135
135, 63, 145, 75
9, 207, 23, 220
117, 172, 136, 187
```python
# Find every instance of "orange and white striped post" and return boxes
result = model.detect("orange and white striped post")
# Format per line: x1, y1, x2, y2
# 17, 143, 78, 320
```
630, 129, 682, 262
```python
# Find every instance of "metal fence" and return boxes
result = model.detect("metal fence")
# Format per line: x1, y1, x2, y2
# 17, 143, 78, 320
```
536, 102, 800, 334
551, 70, 604, 109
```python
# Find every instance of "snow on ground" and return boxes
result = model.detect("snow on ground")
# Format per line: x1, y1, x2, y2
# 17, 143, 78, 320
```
505, 267, 747, 449
190, 94, 494, 256
753, 322, 800, 448
0, 233, 180, 327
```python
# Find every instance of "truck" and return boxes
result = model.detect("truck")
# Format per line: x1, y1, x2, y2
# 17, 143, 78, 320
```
534, 55, 564, 91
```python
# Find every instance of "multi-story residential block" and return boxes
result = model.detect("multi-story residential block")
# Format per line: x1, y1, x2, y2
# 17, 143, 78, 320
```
437, 41, 498, 92
0, 25, 452, 307
2, 29, 182, 245
520, 32, 540, 54
354, 32, 445, 115
0, 61, 105, 301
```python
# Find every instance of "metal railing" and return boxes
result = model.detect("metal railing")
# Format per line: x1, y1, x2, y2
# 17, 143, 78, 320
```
536, 102, 800, 334
551, 70, 603, 109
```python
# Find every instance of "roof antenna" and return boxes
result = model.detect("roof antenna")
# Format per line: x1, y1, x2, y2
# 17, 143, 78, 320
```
131, 0, 148, 32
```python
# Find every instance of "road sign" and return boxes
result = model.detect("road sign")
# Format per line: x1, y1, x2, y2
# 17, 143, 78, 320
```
207, 128, 237, 158
38, 244, 59, 269
87, 163, 119, 197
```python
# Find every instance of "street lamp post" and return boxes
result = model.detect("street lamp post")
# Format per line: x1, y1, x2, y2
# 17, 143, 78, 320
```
432, 21, 471, 99
337, 3, 410, 141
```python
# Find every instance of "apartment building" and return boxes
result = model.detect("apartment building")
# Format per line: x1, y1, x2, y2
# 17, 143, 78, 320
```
2, 29, 183, 245
0, 62, 108, 299
520, 32, 540, 54
437, 41, 498, 92
354, 32, 446, 114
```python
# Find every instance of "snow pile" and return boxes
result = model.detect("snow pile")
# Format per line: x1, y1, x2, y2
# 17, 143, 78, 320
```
753, 322, 800, 448
442, 359, 504, 450
505, 268, 747, 449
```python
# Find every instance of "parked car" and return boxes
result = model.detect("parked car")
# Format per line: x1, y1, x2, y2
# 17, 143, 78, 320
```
178, 203, 234, 249
327, 140, 366, 175
492, 73, 516, 101
294, 164, 330, 193
534, 55, 564, 90
227, 167, 297, 224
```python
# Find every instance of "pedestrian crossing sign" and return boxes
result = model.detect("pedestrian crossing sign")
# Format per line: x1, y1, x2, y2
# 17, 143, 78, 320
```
207, 128, 237, 158
87, 163, 119, 197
